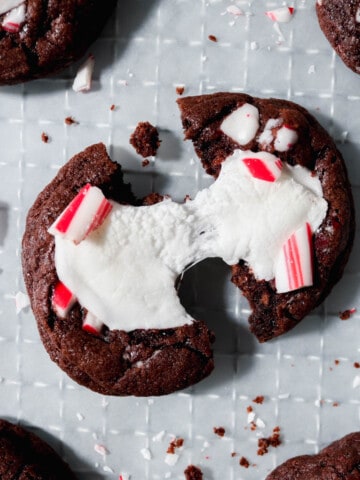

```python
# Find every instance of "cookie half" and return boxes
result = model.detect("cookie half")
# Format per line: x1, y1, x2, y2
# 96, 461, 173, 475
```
22, 143, 214, 396
0, 0, 117, 85
316, 0, 360, 74
177, 92, 354, 342
0, 419, 76, 479
266, 432, 360, 479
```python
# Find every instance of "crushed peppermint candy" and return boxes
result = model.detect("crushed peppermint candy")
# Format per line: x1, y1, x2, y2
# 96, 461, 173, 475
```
1, 2, 25, 33
94, 444, 109, 456
119, 474, 130, 480
226, 5, 243, 17
15, 291, 30, 314
266, 7, 294, 23
72, 54, 95, 93
140, 448, 152, 460
103, 466, 114, 473
165, 453, 179, 466
352, 376, 360, 389
52, 281, 76, 319
339, 308, 356, 320
152, 430, 166, 442
0, 0, 24, 16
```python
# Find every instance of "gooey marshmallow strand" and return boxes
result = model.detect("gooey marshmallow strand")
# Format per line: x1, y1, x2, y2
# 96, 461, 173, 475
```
54, 104, 328, 331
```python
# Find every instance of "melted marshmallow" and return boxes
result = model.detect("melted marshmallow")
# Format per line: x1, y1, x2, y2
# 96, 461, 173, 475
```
54, 149, 327, 332
275, 126, 299, 152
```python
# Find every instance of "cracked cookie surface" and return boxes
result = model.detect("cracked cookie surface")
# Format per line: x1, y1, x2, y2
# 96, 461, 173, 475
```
266, 432, 360, 479
0, 419, 76, 479
0, 0, 117, 85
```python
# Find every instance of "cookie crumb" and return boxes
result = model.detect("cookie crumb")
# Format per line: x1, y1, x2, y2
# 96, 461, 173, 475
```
110, 104, 116, 111
167, 437, 184, 454
253, 395, 264, 404
184, 465, 203, 480
130, 121, 161, 158
65, 116, 78, 125
354, 362, 360, 369
41, 132, 49, 143
142, 159, 150, 167
213, 426, 225, 437
257, 427, 281, 456
333, 402, 339, 407
339, 308, 356, 320
246, 405, 253, 413
239, 456, 250, 468
334, 359, 340, 365
208, 34, 218, 42
231, 452, 237, 457
176, 86, 185, 95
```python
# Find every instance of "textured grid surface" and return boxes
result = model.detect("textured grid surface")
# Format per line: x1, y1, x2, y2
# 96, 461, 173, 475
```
0, 0, 359, 478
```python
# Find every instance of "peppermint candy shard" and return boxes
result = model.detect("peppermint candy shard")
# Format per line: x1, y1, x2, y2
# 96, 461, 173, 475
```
0, 0, 24, 16
82, 311, 103, 336
52, 281, 76, 318
2, 3, 25, 32
275, 223, 314, 293
72, 54, 95, 93
48, 184, 112, 244
266, 7, 294, 23
242, 155, 283, 182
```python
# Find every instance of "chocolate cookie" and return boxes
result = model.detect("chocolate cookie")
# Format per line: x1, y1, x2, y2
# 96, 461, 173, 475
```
22, 143, 214, 396
0, 419, 76, 479
316, 0, 360, 74
266, 432, 360, 479
177, 92, 354, 342
0, 0, 117, 85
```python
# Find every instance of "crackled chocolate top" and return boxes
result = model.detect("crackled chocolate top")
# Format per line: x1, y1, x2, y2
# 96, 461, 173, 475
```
22, 143, 214, 396
0, 419, 76, 479
0, 0, 117, 85
316, 0, 360, 74
266, 432, 360, 479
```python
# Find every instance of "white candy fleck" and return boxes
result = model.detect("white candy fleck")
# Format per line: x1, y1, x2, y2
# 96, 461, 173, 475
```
152, 430, 166, 442
164, 453, 179, 466
353, 376, 360, 389
15, 291, 30, 314
94, 444, 109, 456
140, 448, 152, 460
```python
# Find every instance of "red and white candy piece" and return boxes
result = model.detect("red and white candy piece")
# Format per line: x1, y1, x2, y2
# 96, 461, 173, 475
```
0, 0, 24, 16
242, 152, 283, 182
48, 184, 112, 244
274, 125, 298, 152
266, 7, 294, 23
72, 54, 95, 93
82, 311, 103, 336
1, 2, 25, 32
275, 223, 313, 293
52, 281, 77, 318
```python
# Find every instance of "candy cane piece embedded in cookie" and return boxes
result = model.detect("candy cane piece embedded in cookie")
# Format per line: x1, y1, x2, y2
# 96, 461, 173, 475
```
82, 311, 103, 335
242, 153, 283, 182
0, 0, 24, 16
48, 184, 112, 244
266, 7, 294, 23
1, 3, 25, 32
275, 223, 313, 293
52, 281, 76, 318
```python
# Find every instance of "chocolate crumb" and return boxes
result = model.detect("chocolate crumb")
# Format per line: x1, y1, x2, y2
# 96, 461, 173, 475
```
231, 452, 237, 457
213, 426, 225, 437
246, 406, 253, 413
64, 116, 78, 125
339, 308, 356, 320
130, 121, 161, 158
142, 159, 150, 167
239, 456, 250, 468
184, 465, 203, 480
110, 104, 116, 111
253, 395, 264, 404
335, 359, 340, 365
333, 402, 339, 407
257, 427, 281, 456
354, 362, 360, 369
167, 437, 184, 454
176, 86, 185, 95
208, 34, 218, 42
41, 132, 49, 143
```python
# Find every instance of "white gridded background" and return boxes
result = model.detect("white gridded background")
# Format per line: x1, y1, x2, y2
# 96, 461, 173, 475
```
0, 0, 359, 478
